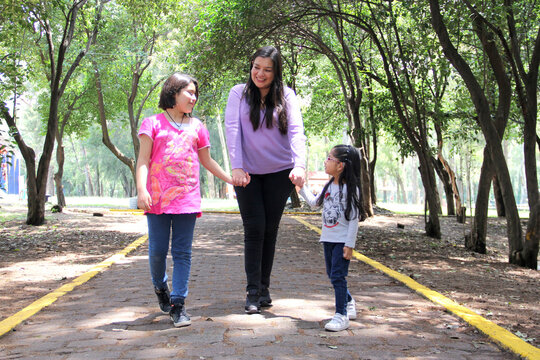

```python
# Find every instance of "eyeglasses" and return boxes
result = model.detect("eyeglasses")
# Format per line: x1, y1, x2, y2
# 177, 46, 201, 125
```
325, 156, 340, 163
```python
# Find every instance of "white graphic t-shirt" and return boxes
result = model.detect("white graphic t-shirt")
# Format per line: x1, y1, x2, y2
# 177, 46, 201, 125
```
299, 183, 359, 248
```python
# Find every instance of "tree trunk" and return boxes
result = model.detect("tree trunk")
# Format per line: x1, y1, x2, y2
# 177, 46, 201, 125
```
216, 108, 234, 199
369, 106, 377, 205
519, 72, 540, 268
508, 2, 539, 268
96, 164, 102, 197
465, 148, 492, 254
350, 117, 373, 218
359, 147, 373, 218
523, 80, 539, 211
492, 175, 506, 217
205, 169, 216, 198
290, 189, 301, 208
411, 165, 419, 204
54, 108, 74, 208
516, 202, 539, 270
433, 122, 464, 218
68, 136, 84, 196
81, 145, 94, 196
3, 98, 55, 225
369, 161, 377, 205
396, 172, 407, 204
54, 142, 66, 208
121, 173, 130, 197
26, 179, 47, 225
432, 156, 455, 215
418, 152, 441, 239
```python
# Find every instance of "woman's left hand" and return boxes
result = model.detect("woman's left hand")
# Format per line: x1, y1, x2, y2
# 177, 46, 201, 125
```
289, 167, 305, 187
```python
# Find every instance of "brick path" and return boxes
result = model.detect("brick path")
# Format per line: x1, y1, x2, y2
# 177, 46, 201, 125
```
0, 213, 516, 359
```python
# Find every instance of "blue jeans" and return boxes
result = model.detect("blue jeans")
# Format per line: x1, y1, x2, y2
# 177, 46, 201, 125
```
323, 242, 352, 316
147, 213, 197, 304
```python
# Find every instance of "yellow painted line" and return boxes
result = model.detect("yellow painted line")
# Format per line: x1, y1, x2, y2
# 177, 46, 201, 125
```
290, 215, 540, 360
0, 235, 148, 338
109, 209, 144, 215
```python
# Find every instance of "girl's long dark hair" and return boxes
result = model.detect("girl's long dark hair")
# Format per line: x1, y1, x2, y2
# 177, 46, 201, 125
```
317, 145, 363, 221
243, 46, 288, 135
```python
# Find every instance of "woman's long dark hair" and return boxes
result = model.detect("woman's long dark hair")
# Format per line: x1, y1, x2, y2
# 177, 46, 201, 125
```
317, 145, 363, 221
243, 46, 288, 135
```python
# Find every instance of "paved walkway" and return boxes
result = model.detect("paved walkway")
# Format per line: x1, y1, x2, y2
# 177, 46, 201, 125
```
0, 213, 518, 359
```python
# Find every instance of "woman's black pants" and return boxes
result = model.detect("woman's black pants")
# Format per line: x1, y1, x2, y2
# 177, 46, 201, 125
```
234, 168, 294, 293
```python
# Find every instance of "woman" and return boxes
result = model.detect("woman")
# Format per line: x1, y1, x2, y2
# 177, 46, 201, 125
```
136, 73, 232, 327
225, 46, 307, 314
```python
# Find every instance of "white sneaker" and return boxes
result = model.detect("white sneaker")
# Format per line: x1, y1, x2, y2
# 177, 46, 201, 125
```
324, 313, 349, 331
346, 298, 357, 320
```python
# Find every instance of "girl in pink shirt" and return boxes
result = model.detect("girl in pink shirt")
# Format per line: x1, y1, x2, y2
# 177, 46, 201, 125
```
136, 73, 231, 327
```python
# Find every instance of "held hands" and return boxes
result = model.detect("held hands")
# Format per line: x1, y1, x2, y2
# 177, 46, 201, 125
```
223, 174, 234, 185
289, 167, 306, 187
232, 168, 251, 187
343, 246, 353, 260
137, 190, 152, 212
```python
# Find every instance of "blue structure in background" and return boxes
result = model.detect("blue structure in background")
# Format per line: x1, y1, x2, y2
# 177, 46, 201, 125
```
8, 156, 20, 195
0, 154, 6, 192
0, 153, 20, 195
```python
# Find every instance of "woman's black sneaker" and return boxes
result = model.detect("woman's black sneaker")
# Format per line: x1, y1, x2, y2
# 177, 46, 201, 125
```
259, 287, 272, 307
170, 303, 191, 327
245, 290, 261, 314
154, 286, 171, 313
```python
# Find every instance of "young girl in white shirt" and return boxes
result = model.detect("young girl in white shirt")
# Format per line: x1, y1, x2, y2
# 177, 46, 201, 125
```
299, 144, 363, 331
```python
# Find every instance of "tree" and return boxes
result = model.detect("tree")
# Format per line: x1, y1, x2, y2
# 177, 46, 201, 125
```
442, 2, 514, 253
89, 0, 197, 192
485, 0, 540, 267
284, 14, 375, 216
429, 0, 536, 268
313, 0, 447, 237
53, 88, 85, 207
196, 0, 378, 215
1, 0, 103, 225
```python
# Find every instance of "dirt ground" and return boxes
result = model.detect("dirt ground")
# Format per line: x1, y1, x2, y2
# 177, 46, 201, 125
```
354, 208, 539, 349
0, 199, 538, 349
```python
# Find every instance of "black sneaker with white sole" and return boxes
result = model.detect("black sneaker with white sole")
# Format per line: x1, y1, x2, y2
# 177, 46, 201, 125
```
259, 287, 272, 307
154, 286, 171, 313
170, 303, 191, 327
245, 289, 261, 314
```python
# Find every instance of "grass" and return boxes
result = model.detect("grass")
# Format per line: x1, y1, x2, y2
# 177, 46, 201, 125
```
201, 198, 239, 211
63, 196, 240, 211
379, 202, 530, 219
3, 194, 529, 218
63, 196, 133, 208
0, 213, 26, 223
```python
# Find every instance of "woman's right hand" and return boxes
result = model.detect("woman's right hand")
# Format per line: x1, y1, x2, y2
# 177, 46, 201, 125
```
232, 168, 250, 187
137, 190, 152, 211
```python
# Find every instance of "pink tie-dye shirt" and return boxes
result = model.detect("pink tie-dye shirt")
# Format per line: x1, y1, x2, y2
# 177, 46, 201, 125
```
138, 113, 210, 216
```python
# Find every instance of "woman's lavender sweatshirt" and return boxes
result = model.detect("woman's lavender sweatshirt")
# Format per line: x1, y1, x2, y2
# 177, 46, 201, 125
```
225, 84, 306, 175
